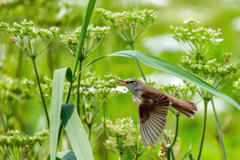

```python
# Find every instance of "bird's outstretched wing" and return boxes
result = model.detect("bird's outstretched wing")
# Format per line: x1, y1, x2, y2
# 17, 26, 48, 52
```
138, 99, 169, 147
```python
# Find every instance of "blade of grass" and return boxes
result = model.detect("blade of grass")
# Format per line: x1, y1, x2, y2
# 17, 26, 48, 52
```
61, 103, 94, 160
50, 67, 72, 160
82, 50, 240, 110
72, 0, 96, 77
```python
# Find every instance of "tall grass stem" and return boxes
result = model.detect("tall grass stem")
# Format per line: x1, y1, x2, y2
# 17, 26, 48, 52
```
77, 60, 83, 116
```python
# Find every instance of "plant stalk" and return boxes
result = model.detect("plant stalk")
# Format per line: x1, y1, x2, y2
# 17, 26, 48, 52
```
118, 152, 123, 160
167, 113, 179, 160
130, 44, 146, 83
211, 99, 226, 160
31, 57, 49, 128
103, 104, 108, 160
197, 100, 208, 160
134, 155, 138, 160
88, 124, 92, 141
15, 50, 24, 78
0, 106, 7, 134
77, 60, 83, 116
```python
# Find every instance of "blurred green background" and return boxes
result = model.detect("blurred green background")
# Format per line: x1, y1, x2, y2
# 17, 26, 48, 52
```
1, 0, 240, 159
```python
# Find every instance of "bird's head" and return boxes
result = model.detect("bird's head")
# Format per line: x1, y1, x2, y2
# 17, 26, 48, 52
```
117, 78, 144, 95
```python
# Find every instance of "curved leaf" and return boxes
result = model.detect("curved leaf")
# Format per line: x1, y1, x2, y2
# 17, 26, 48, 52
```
57, 150, 76, 160
61, 104, 94, 160
50, 67, 72, 160
83, 50, 240, 110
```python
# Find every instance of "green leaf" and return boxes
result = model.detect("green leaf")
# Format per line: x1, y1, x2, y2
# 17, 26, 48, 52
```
83, 50, 240, 110
72, 0, 96, 76
57, 150, 76, 160
50, 67, 72, 160
47, 155, 61, 160
61, 103, 94, 160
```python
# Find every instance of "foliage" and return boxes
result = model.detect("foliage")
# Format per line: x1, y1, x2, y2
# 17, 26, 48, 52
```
104, 117, 148, 159
0, 1, 240, 160
0, 129, 48, 159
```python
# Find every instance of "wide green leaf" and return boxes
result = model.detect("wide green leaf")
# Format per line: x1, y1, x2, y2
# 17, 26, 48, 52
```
83, 50, 240, 110
50, 67, 72, 160
57, 150, 76, 160
61, 103, 94, 160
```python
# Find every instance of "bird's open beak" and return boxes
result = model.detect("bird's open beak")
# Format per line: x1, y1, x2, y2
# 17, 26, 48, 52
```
117, 80, 129, 86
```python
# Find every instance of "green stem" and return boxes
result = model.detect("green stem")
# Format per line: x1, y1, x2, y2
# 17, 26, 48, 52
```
167, 113, 179, 160
103, 104, 108, 160
211, 99, 226, 160
134, 154, 138, 160
197, 100, 208, 160
118, 152, 123, 160
167, 142, 171, 160
77, 60, 83, 116
88, 124, 92, 141
130, 44, 147, 83
31, 57, 49, 128
15, 50, 24, 78
0, 106, 7, 134
169, 113, 179, 148
170, 147, 175, 160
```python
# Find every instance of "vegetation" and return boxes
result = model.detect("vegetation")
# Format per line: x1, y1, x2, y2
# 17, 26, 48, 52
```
0, 0, 240, 159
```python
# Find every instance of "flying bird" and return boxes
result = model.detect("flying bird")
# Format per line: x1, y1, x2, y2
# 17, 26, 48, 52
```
117, 78, 197, 147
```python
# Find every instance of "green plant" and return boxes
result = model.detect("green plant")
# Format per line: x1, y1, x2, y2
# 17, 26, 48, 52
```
1, 2, 240, 160
0, 129, 49, 160
172, 18, 240, 160
0, 19, 60, 127
0, 74, 34, 134
104, 117, 149, 160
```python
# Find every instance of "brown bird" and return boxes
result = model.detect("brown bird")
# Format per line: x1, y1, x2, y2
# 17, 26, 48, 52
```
117, 78, 197, 147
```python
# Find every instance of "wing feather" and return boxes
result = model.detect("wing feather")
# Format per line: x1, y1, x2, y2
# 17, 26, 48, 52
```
138, 101, 169, 147
140, 122, 148, 147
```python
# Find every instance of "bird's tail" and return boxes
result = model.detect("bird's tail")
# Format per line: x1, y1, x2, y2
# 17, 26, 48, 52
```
170, 97, 197, 119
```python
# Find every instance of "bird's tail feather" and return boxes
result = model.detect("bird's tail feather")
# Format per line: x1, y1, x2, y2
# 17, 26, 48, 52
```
171, 98, 197, 119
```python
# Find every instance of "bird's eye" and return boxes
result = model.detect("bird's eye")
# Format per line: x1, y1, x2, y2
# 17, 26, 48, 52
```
132, 81, 137, 85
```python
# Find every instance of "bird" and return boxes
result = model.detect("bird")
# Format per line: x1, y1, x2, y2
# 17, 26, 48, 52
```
117, 78, 197, 147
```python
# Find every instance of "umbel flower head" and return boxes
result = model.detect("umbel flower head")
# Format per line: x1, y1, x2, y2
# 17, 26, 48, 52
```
171, 18, 223, 58
0, 74, 33, 102
232, 78, 240, 97
104, 117, 149, 157
60, 24, 110, 58
0, 129, 49, 159
0, 19, 59, 58
157, 81, 197, 100
95, 8, 159, 46
181, 53, 240, 101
